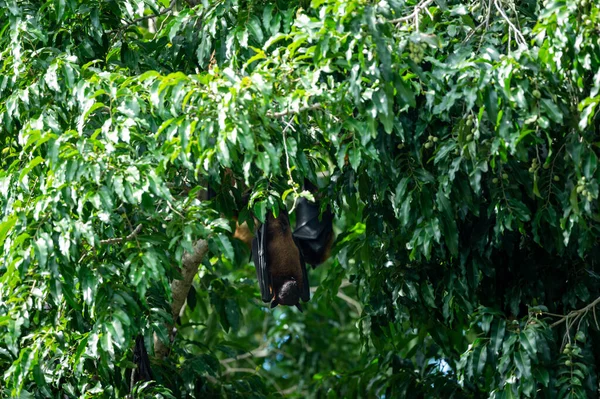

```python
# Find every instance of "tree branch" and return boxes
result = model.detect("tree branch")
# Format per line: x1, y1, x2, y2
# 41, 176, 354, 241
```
336, 291, 362, 315
220, 344, 293, 365
493, 0, 527, 48
222, 367, 259, 375
388, 0, 434, 24
154, 239, 209, 358
108, 0, 176, 35
546, 296, 600, 328
267, 103, 322, 118
99, 224, 143, 245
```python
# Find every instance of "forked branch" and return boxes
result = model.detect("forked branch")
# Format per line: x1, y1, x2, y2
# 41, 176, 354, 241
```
548, 296, 600, 328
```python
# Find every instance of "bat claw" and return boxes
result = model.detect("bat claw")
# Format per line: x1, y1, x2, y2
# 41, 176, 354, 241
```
270, 300, 279, 309
295, 303, 303, 312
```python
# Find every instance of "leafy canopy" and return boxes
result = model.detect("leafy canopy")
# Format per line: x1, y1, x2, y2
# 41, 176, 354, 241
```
1, 0, 600, 397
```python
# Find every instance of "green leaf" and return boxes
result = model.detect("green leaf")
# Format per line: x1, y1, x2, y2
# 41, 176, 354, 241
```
0, 216, 17, 246
491, 319, 506, 355
534, 368, 550, 387
248, 15, 264, 43
18, 156, 44, 182
56, 0, 65, 21
583, 150, 597, 179
263, 5, 274, 30
484, 89, 498, 125
349, 146, 362, 171
436, 191, 458, 256
514, 350, 532, 379
225, 299, 241, 332
253, 200, 267, 223
476, 345, 488, 375
540, 98, 563, 123
215, 234, 235, 261
34, 234, 49, 268
395, 78, 416, 108
421, 282, 436, 308
520, 330, 537, 360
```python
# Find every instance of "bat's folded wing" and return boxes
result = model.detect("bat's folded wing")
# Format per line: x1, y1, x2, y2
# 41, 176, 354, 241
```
293, 198, 333, 266
252, 222, 272, 303
294, 236, 311, 303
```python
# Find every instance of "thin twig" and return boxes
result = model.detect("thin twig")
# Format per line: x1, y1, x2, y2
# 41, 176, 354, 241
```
508, 0, 522, 32
220, 344, 293, 365
485, 0, 493, 30
336, 291, 363, 314
268, 103, 322, 118
477, 0, 494, 49
78, 223, 144, 263
100, 224, 143, 245
463, 20, 486, 44
389, 0, 434, 24
493, 0, 527, 47
166, 200, 186, 219
222, 367, 258, 375
310, 279, 353, 294
108, 0, 176, 35
220, 345, 268, 364
576, 309, 589, 331
281, 386, 301, 395
541, 311, 566, 318
282, 115, 301, 212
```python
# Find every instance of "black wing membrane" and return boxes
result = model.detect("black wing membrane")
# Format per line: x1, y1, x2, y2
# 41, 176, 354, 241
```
294, 236, 311, 303
132, 335, 153, 387
293, 197, 333, 266
252, 221, 272, 303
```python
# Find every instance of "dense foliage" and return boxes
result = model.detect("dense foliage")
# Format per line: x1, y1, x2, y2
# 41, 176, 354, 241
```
2, 0, 600, 397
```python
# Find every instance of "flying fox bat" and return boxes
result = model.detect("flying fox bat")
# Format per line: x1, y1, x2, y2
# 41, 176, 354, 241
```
252, 210, 310, 311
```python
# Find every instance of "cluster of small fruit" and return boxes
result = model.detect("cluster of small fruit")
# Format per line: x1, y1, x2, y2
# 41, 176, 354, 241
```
576, 176, 593, 202
562, 331, 585, 369
408, 41, 427, 63
528, 158, 541, 173
529, 158, 561, 182
423, 135, 438, 149
492, 173, 509, 184
562, 343, 581, 366
465, 114, 475, 142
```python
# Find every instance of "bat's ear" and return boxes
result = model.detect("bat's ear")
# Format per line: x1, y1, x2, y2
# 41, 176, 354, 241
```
270, 300, 279, 309
295, 303, 303, 313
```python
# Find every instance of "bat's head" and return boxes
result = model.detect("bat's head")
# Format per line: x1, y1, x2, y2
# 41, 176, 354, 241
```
271, 279, 300, 308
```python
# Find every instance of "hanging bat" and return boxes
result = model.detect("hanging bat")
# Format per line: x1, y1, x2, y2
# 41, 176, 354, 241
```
252, 210, 310, 311
293, 181, 334, 267
131, 334, 153, 390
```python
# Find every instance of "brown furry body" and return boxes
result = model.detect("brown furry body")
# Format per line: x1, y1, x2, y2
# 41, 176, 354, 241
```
266, 212, 304, 304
